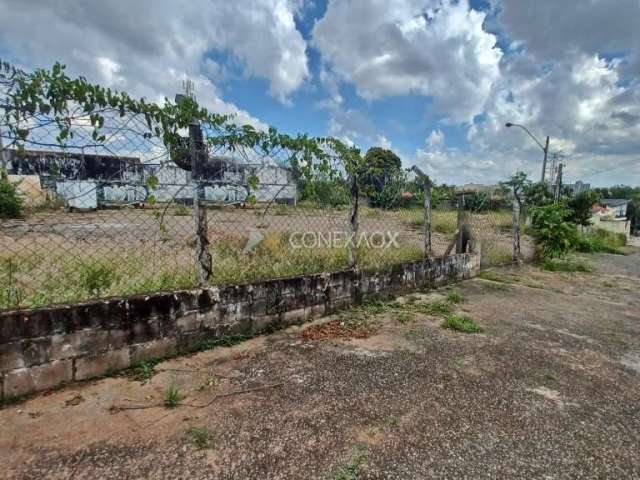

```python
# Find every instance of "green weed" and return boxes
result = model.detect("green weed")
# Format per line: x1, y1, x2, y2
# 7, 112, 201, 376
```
197, 334, 252, 351
396, 311, 414, 324
185, 426, 216, 449
415, 300, 453, 316
133, 359, 160, 382
331, 449, 368, 480
442, 314, 483, 333
575, 229, 626, 255
542, 258, 592, 273
383, 416, 400, 428
79, 261, 119, 297
164, 384, 182, 408
446, 291, 463, 304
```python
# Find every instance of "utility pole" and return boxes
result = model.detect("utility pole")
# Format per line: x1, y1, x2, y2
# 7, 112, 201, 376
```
541, 136, 549, 183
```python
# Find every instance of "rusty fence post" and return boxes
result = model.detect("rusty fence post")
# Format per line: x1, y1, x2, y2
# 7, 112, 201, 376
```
424, 177, 433, 257
512, 189, 522, 264
423, 177, 432, 257
347, 173, 359, 270
410, 166, 432, 257
189, 120, 212, 286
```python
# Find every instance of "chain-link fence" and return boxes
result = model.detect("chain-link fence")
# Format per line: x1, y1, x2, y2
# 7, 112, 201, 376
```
462, 192, 536, 267
0, 67, 533, 311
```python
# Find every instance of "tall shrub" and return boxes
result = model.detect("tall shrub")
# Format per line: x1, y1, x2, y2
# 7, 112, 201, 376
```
530, 204, 577, 258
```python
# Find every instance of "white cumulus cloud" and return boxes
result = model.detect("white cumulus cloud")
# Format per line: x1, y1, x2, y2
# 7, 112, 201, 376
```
313, 0, 502, 123
0, 0, 311, 126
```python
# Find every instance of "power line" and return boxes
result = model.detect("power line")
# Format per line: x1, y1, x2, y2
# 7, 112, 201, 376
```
580, 156, 639, 179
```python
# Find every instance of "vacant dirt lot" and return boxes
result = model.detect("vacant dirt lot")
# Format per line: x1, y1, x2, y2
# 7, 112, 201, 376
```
1, 250, 638, 479
1, 206, 529, 309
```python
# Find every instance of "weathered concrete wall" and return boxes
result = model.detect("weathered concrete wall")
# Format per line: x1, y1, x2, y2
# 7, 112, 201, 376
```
0, 253, 479, 399
589, 216, 631, 242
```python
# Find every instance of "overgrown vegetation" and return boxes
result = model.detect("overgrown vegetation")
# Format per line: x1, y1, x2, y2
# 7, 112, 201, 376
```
0, 176, 23, 219
185, 426, 216, 450
541, 258, 593, 273
504, 172, 634, 263
575, 229, 626, 255
441, 314, 482, 333
79, 261, 119, 297
530, 204, 578, 258
414, 300, 453, 316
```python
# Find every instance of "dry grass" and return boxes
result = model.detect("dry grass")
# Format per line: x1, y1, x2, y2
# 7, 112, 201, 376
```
0, 205, 524, 309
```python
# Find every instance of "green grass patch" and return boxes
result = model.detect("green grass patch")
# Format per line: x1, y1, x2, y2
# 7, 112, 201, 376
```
481, 282, 509, 291
132, 359, 161, 382
446, 291, 463, 304
441, 314, 483, 333
164, 384, 182, 408
541, 258, 592, 273
185, 426, 216, 449
575, 229, 626, 255
409, 209, 457, 234
482, 247, 514, 266
414, 300, 453, 316
396, 311, 414, 324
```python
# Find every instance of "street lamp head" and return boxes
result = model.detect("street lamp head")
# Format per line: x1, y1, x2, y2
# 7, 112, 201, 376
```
505, 122, 513, 128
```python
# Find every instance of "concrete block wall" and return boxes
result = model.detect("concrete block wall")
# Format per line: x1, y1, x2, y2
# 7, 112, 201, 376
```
0, 253, 479, 399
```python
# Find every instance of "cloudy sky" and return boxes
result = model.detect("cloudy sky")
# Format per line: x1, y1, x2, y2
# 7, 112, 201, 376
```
1, 0, 639, 186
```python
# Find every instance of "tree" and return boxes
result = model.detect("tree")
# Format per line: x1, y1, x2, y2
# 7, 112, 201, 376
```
566, 190, 601, 227
523, 181, 555, 207
360, 147, 403, 208
499, 171, 554, 208
500, 171, 531, 205
431, 184, 456, 208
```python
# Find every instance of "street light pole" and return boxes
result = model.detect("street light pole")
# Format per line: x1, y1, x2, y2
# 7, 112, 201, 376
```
541, 136, 549, 183
505, 123, 550, 183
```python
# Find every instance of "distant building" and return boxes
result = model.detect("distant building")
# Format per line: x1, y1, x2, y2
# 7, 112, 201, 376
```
566, 181, 591, 195
458, 183, 502, 195
591, 199, 631, 241
5, 149, 297, 209
599, 199, 630, 219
